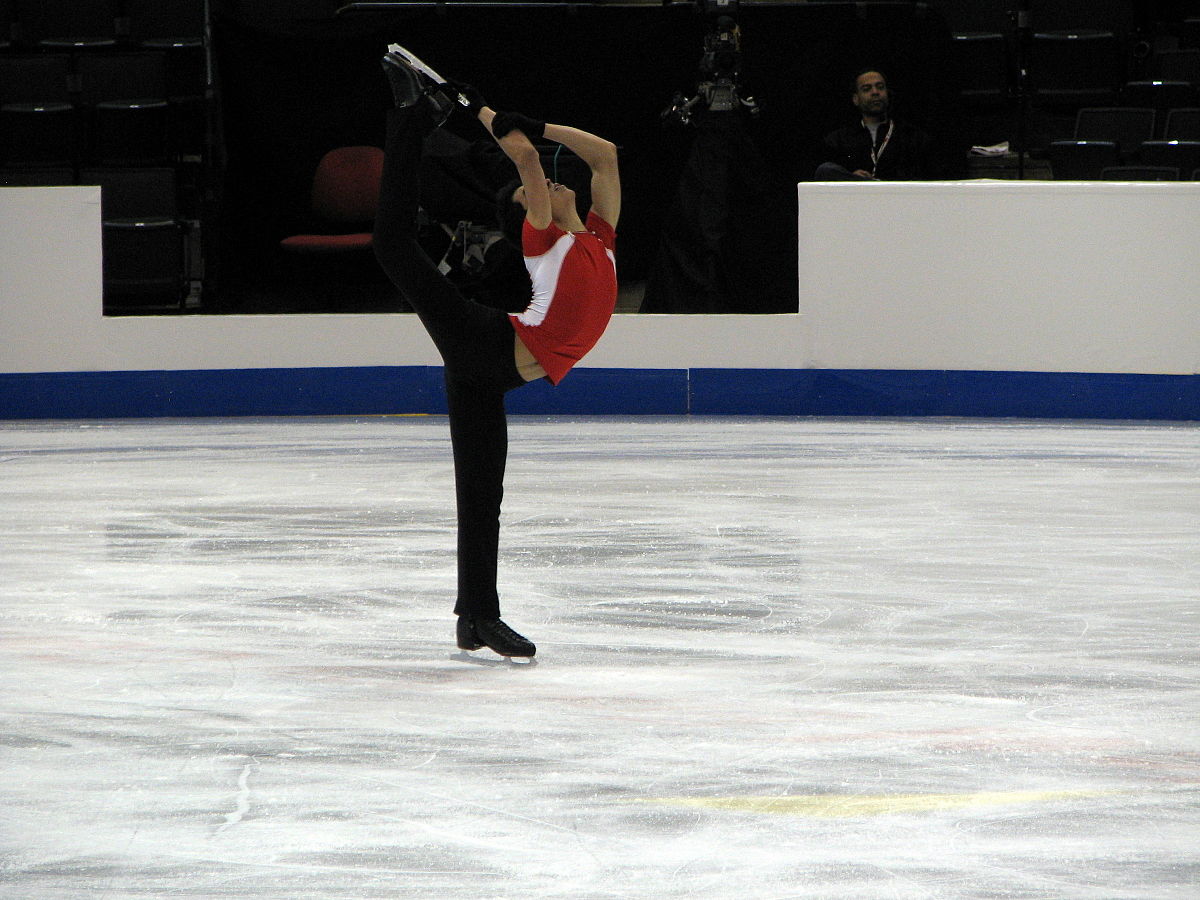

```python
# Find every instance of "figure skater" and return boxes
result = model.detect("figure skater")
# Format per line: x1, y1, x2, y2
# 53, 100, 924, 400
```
373, 45, 621, 658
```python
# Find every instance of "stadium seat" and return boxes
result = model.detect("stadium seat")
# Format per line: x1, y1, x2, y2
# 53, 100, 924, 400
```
1099, 166, 1181, 180
0, 54, 76, 166
76, 52, 171, 165
80, 166, 188, 309
1138, 139, 1200, 175
1032, 31, 1122, 109
0, 167, 75, 186
951, 32, 1008, 109
124, 0, 206, 99
0, 0, 13, 52
1074, 107, 1157, 158
1153, 49, 1200, 84
16, 0, 119, 51
1121, 81, 1200, 135
1179, 18, 1200, 50
279, 146, 385, 254
1163, 107, 1200, 139
1048, 140, 1121, 179
124, 0, 204, 47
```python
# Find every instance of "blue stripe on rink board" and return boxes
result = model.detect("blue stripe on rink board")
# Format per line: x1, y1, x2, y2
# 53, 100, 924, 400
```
505, 368, 687, 415
690, 369, 1200, 420
0, 367, 689, 419
1, 367, 1197, 420
0, 368, 443, 419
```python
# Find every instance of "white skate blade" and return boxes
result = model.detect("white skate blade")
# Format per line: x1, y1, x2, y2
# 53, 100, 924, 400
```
386, 42, 446, 85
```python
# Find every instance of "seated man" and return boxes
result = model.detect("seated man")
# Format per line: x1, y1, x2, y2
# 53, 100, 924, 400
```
815, 68, 940, 181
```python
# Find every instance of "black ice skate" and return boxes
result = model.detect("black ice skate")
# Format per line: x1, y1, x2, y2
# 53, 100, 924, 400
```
381, 46, 453, 126
457, 616, 536, 658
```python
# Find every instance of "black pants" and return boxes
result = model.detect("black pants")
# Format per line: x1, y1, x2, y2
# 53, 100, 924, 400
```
374, 107, 527, 619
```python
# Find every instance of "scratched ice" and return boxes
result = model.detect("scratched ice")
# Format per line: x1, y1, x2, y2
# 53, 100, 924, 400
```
1, 416, 1198, 898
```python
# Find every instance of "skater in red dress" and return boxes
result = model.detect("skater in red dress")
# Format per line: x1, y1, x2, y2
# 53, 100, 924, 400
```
374, 46, 621, 658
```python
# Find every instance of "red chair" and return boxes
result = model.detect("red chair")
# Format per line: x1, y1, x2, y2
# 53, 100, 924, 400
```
279, 146, 384, 254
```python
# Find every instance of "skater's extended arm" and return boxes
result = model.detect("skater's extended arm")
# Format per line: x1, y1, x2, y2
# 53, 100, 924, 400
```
542, 123, 620, 229
480, 104, 620, 230
479, 106, 552, 230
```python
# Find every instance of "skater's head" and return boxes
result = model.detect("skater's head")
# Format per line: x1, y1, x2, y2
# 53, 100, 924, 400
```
495, 178, 525, 247
495, 177, 582, 247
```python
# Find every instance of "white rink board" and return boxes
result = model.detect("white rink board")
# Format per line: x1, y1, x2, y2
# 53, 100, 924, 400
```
2, 183, 1198, 377
795, 180, 1200, 375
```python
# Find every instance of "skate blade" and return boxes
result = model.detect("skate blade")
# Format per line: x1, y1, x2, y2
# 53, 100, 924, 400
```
385, 42, 446, 84
451, 651, 537, 668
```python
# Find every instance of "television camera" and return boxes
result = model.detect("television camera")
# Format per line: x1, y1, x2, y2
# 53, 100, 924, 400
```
662, 0, 759, 125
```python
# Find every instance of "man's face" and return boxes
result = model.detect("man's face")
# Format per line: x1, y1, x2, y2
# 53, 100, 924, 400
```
512, 180, 577, 221
853, 72, 889, 118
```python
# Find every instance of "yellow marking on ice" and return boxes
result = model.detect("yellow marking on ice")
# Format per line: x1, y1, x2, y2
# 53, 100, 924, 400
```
641, 789, 1122, 818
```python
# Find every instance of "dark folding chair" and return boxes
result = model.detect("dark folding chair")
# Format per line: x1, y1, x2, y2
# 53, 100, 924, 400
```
77, 52, 171, 165
1139, 140, 1200, 175
1074, 107, 1157, 158
1180, 18, 1200, 50
1048, 140, 1122, 179
952, 32, 1008, 110
16, 0, 119, 51
1164, 107, 1200, 140
124, 0, 204, 47
1032, 31, 1123, 109
0, 167, 75, 186
0, 54, 76, 166
124, 0, 207, 99
80, 166, 188, 310
0, 0, 13, 51
123, 0, 209, 162
1121, 82, 1200, 135
1154, 49, 1200, 84
1099, 166, 1181, 180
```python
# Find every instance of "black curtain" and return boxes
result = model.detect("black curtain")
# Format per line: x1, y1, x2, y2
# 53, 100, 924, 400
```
209, 2, 964, 313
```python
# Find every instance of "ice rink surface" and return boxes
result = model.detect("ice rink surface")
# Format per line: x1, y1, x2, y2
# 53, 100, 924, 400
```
2, 415, 1198, 899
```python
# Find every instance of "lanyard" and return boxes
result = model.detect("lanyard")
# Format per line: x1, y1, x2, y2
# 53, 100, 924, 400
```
867, 120, 894, 175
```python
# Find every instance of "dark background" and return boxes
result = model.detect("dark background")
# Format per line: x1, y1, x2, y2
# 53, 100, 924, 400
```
205, 0, 1144, 313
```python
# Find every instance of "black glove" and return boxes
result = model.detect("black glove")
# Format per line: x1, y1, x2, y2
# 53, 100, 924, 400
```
442, 79, 486, 116
491, 110, 546, 140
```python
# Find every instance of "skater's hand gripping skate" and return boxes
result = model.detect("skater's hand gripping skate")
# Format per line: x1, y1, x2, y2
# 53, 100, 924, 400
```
443, 79, 487, 116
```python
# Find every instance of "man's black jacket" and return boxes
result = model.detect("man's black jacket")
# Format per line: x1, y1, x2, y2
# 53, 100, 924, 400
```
822, 119, 942, 180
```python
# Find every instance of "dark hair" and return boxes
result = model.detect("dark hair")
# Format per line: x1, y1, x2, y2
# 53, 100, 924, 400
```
494, 178, 525, 248
851, 68, 888, 93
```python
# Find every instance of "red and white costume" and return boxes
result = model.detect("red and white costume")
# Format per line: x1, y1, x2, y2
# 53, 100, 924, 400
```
510, 211, 618, 385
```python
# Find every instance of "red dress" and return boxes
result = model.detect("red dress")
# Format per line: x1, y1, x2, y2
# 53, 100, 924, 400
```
509, 211, 618, 385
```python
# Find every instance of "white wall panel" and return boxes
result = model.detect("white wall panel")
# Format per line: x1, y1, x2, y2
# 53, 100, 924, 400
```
4, 183, 1198, 377
797, 181, 1200, 375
